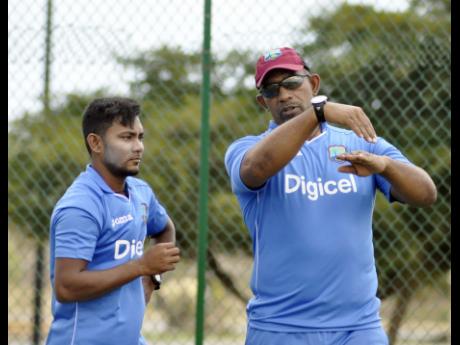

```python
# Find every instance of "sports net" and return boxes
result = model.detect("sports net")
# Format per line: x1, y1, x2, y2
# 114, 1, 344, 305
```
8, 0, 450, 344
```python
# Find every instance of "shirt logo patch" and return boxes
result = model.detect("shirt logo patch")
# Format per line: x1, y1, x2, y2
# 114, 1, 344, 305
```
140, 202, 149, 224
264, 49, 282, 61
328, 145, 347, 163
112, 214, 134, 228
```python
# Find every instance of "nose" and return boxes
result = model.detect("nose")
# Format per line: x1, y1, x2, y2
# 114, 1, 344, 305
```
277, 85, 292, 101
133, 138, 144, 153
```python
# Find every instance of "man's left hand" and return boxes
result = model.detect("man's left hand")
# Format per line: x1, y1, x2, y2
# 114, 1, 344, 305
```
336, 151, 388, 177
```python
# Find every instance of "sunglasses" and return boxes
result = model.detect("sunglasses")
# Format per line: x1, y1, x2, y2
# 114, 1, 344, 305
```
260, 74, 311, 99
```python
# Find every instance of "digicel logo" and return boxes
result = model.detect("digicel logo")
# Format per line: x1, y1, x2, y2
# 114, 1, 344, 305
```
114, 239, 144, 259
285, 174, 358, 201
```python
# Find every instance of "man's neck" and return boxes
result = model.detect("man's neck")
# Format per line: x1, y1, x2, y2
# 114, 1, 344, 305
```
91, 160, 127, 195
306, 124, 322, 141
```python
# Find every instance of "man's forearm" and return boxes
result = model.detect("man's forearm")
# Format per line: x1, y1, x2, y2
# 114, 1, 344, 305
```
241, 108, 318, 187
55, 259, 146, 303
381, 158, 437, 206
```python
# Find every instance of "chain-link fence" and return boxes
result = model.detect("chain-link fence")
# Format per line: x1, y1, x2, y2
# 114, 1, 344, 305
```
8, 0, 450, 344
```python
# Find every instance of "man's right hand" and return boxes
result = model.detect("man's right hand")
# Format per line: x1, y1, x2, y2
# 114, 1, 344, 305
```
139, 242, 180, 275
54, 243, 180, 303
323, 102, 377, 143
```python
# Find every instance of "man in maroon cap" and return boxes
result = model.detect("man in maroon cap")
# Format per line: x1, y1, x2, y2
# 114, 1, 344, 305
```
224, 47, 437, 345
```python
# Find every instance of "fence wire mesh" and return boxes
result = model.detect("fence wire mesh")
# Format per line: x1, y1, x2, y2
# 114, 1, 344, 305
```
8, 0, 450, 344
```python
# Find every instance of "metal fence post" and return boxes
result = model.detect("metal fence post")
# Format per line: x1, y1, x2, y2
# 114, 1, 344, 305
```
32, 1, 53, 344
195, 0, 212, 344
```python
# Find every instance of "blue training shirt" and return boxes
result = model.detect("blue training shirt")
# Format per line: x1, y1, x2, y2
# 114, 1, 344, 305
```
224, 121, 411, 332
45, 164, 169, 345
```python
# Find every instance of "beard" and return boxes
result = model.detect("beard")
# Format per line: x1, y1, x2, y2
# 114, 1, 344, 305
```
102, 150, 140, 178
104, 159, 140, 178
101, 140, 142, 178
278, 112, 297, 124
276, 104, 305, 124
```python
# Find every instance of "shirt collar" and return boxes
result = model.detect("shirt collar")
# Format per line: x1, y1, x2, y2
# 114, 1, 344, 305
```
268, 120, 278, 130
85, 164, 130, 195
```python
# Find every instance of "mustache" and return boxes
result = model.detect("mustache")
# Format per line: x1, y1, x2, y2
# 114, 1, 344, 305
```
279, 103, 303, 112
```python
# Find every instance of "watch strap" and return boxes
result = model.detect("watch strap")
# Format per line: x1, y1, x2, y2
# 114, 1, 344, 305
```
313, 103, 326, 123
151, 274, 162, 290
311, 96, 327, 123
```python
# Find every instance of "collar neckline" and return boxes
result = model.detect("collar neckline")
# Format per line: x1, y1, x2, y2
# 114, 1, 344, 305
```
86, 164, 130, 195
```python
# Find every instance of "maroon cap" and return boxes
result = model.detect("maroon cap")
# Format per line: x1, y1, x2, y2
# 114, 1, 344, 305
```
255, 47, 307, 88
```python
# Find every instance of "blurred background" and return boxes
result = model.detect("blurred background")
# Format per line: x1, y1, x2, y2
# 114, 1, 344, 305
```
8, 0, 450, 344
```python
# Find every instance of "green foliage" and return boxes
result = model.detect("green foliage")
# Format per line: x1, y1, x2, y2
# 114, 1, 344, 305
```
8, 92, 103, 239
135, 94, 261, 255
8, 2, 450, 289
118, 46, 209, 107
297, 2, 450, 296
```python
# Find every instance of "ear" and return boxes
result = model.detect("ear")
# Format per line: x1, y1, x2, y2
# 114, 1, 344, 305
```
256, 94, 268, 110
87, 133, 103, 154
309, 74, 321, 96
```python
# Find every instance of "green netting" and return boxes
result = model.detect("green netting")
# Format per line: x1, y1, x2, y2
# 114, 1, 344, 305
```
8, 0, 450, 344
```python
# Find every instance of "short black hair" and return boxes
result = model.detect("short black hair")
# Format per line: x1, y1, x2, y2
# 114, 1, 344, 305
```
82, 97, 140, 154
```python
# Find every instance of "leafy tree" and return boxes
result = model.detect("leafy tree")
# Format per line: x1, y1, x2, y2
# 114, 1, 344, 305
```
8, 2, 449, 338
295, 2, 450, 343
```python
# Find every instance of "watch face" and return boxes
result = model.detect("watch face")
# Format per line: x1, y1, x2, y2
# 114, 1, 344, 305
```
312, 95, 327, 104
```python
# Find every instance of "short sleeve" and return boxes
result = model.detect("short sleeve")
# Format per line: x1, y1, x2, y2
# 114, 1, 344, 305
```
53, 207, 101, 261
371, 137, 413, 203
224, 136, 262, 194
146, 189, 169, 236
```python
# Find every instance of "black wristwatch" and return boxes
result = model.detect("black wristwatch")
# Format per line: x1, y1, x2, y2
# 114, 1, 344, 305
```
151, 274, 162, 290
311, 95, 328, 123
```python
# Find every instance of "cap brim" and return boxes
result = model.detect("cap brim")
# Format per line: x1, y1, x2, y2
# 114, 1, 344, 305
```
256, 63, 305, 88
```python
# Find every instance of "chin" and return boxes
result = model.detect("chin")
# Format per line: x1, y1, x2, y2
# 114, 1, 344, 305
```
113, 167, 140, 177
126, 169, 140, 176
279, 113, 298, 124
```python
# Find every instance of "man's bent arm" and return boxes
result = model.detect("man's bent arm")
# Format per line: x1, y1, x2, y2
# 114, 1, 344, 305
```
54, 241, 180, 303
55, 257, 146, 303
241, 102, 377, 188
336, 151, 437, 207
151, 217, 176, 244
382, 158, 437, 207
241, 107, 319, 188
141, 217, 176, 303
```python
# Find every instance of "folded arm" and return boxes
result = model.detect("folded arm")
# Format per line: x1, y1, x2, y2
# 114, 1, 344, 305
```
54, 240, 180, 303
241, 102, 377, 189
142, 217, 176, 303
337, 151, 437, 207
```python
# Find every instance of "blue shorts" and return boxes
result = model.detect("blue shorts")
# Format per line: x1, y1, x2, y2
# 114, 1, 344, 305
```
245, 326, 389, 345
